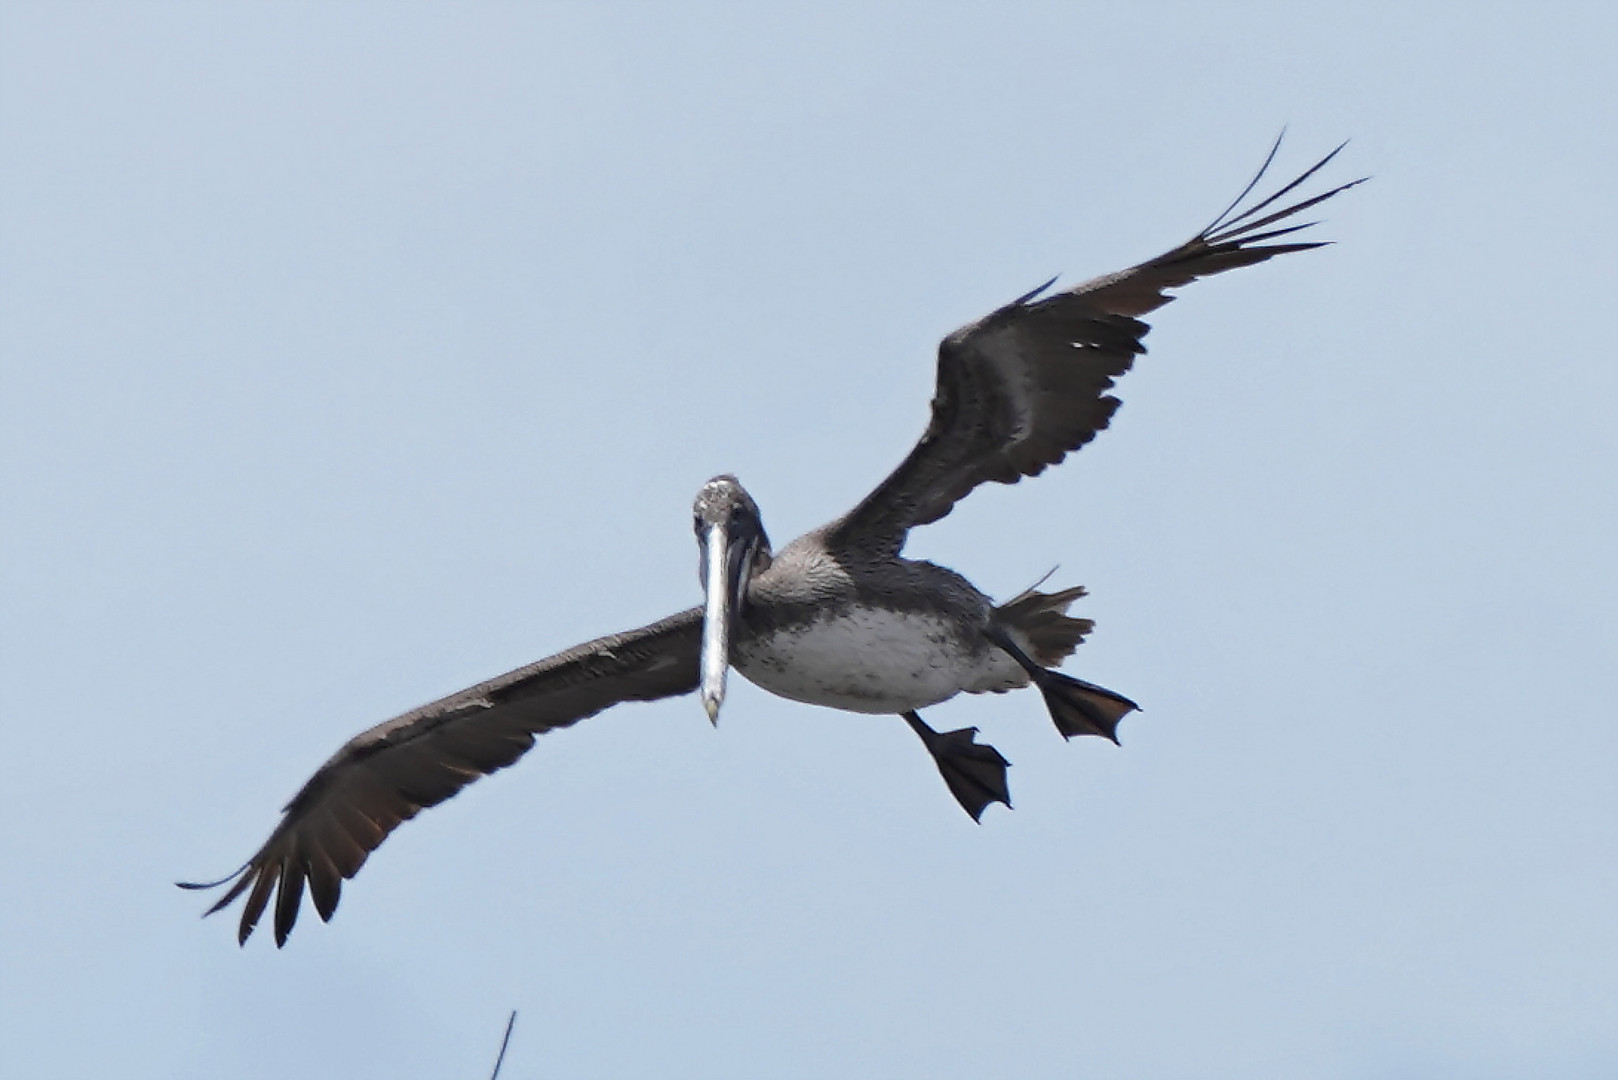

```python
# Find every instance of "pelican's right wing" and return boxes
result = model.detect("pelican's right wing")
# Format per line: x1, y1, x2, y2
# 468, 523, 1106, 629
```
181, 607, 702, 946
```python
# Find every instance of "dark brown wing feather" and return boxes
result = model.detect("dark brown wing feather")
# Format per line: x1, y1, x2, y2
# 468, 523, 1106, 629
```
180, 607, 702, 946
829, 141, 1364, 558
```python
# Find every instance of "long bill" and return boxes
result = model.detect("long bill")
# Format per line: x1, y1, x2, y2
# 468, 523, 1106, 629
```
699, 521, 735, 724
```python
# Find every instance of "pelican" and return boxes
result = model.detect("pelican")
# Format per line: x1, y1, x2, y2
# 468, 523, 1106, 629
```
183, 140, 1361, 946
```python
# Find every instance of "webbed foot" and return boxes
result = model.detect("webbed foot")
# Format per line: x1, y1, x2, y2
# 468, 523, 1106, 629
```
984, 625, 1139, 742
1033, 670, 1139, 742
903, 711, 1011, 822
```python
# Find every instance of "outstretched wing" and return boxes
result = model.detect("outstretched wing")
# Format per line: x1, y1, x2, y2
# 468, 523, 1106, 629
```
181, 607, 702, 946
828, 140, 1364, 558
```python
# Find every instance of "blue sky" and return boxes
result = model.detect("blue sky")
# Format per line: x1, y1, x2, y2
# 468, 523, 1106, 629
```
2, 3, 1614, 1077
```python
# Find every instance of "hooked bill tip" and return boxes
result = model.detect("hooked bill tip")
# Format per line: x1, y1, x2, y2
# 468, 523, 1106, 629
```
702, 691, 722, 725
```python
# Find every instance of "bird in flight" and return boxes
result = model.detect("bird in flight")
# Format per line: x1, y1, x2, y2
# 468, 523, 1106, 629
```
183, 139, 1361, 946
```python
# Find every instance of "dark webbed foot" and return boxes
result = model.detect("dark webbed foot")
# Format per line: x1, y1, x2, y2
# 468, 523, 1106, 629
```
1034, 670, 1139, 742
903, 711, 1011, 822
985, 626, 1140, 742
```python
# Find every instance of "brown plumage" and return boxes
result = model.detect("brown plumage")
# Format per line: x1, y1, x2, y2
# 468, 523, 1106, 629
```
181, 610, 701, 946
182, 139, 1361, 945
830, 141, 1362, 557
995, 584, 1094, 668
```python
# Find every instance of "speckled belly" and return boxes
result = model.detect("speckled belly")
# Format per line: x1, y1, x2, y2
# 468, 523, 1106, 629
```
733, 608, 1003, 714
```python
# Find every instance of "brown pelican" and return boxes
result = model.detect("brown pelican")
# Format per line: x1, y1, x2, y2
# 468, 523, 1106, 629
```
182, 140, 1361, 946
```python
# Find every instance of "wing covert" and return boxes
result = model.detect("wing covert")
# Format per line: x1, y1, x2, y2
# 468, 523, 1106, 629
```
181, 607, 702, 946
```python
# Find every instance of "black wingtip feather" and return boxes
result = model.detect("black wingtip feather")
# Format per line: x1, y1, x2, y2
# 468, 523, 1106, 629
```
273, 864, 306, 947
1209, 138, 1351, 237
1201, 130, 1289, 236
1206, 176, 1367, 248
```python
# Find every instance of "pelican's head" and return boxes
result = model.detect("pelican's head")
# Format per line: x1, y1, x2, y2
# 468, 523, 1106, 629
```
693, 475, 772, 724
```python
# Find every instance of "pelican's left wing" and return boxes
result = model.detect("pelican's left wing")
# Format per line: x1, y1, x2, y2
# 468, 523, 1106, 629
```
828, 141, 1363, 558
181, 607, 702, 946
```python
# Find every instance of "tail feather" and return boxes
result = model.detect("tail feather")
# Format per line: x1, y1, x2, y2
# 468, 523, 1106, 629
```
994, 584, 1093, 667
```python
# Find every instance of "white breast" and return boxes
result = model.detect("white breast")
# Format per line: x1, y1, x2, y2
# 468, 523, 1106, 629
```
734, 608, 1012, 715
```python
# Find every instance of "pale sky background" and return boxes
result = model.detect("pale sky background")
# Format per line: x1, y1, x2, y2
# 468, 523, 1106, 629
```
2, 3, 1614, 1078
